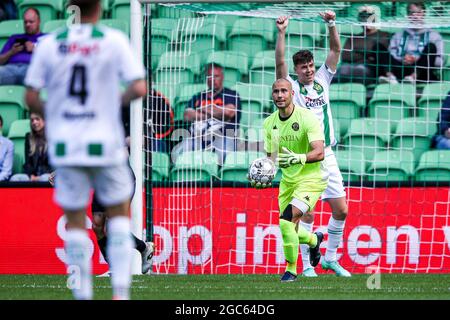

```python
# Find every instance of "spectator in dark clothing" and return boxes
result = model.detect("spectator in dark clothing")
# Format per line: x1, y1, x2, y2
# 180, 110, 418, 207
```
147, 89, 174, 153
334, 5, 391, 85
0, 114, 14, 181
0, 8, 45, 85
431, 91, 450, 150
173, 63, 241, 165
10, 112, 52, 181
0, 0, 18, 22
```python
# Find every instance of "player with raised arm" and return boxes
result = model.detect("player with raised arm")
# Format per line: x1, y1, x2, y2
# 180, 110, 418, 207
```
275, 12, 351, 277
249, 78, 328, 282
24, 0, 147, 300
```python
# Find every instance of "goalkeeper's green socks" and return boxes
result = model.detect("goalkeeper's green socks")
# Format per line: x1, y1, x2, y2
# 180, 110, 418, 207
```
297, 224, 318, 248
279, 219, 299, 275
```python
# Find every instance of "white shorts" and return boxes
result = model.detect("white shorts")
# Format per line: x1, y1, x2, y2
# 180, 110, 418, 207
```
54, 163, 134, 211
321, 148, 346, 200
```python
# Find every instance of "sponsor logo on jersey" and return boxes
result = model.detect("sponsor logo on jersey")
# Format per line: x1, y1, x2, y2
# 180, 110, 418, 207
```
59, 42, 100, 56
305, 96, 326, 108
280, 135, 300, 142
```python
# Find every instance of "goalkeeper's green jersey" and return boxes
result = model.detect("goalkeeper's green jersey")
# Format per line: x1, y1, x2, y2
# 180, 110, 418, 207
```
263, 104, 328, 188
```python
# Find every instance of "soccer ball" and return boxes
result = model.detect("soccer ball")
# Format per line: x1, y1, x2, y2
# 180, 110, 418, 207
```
248, 157, 277, 184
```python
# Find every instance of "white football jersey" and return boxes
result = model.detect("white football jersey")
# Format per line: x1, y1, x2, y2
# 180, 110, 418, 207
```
25, 24, 145, 167
287, 64, 336, 147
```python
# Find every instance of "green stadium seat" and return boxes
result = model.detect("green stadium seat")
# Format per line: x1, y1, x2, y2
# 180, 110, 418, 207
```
155, 51, 200, 87
0, 86, 27, 137
100, 19, 129, 35
343, 118, 390, 161
249, 50, 276, 86
7, 119, 30, 174
285, 20, 322, 50
0, 20, 24, 50
170, 151, 219, 182
181, 17, 226, 62
206, 51, 248, 88
216, 14, 240, 35
151, 83, 178, 110
414, 150, 450, 182
330, 83, 366, 137
417, 83, 450, 121
42, 19, 67, 33
232, 83, 270, 130
246, 118, 265, 143
443, 58, 450, 82
221, 151, 264, 181
336, 24, 364, 47
391, 117, 434, 165
311, 48, 328, 68
156, 4, 196, 19
19, 0, 64, 22
151, 152, 170, 181
368, 83, 416, 132
367, 150, 415, 182
172, 83, 208, 121
333, 118, 341, 143
228, 18, 275, 66
111, 0, 130, 21
334, 149, 366, 182
151, 18, 179, 70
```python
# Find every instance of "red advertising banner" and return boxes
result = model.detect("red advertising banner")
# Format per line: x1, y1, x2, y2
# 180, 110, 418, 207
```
0, 187, 449, 275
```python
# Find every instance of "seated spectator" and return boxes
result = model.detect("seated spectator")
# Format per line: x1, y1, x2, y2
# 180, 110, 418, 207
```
0, 8, 45, 85
334, 5, 391, 85
173, 62, 241, 165
431, 91, 450, 150
0, 114, 14, 181
147, 89, 174, 153
0, 0, 18, 22
10, 112, 52, 181
380, 2, 444, 84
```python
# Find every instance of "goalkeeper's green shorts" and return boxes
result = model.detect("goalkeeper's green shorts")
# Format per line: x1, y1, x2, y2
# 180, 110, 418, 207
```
278, 179, 327, 215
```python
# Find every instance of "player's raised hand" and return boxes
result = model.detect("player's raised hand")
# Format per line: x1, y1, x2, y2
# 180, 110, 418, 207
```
276, 16, 289, 32
319, 10, 336, 22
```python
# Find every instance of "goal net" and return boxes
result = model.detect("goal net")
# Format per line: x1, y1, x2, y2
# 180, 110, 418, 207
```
142, 1, 450, 275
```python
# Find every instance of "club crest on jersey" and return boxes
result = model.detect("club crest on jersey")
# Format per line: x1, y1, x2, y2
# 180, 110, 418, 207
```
292, 122, 299, 131
313, 82, 323, 95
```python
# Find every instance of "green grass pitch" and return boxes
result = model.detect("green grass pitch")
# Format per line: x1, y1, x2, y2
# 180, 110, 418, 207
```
0, 274, 449, 300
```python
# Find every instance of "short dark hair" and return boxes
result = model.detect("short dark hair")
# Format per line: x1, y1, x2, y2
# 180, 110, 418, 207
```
407, 2, 426, 14
292, 50, 314, 66
24, 7, 40, 20
69, 0, 100, 16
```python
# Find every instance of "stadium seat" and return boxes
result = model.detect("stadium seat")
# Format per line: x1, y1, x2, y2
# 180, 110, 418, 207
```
336, 24, 364, 47
249, 50, 276, 86
99, 19, 129, 35
232, 83, 270, 130
19, 0, 64, 22
246, 118, 265, 143
368, 83, 416, 132
156, 4, 196, 19
172, 83, 208, 121
330, 83, 366, 137
180, 17, 226, 62
367, 150, 415, 182
390, 117, 434, 165
228, 18, 275, 66
285, 20, 322, 50
333, 118, 341, 143
417, 83, 450, 121
151, 152, 170, 181
206, 51, 248, 88
0, 86, 27, 137
151, 83, 178, 110
310, 48, 328, 68
0, 20, 24, 50
42, 19, 66, 33
220, 151, 264, 181
151, 18, 179, 70
216, 14, 240, 35
7, 119, 30, 174
155, 51, 201, 87
111, 0, 130, 20
414, 150, 450, 182
343, 118, 390, 161
170, 151, 219, 182
334, 149, 366, 182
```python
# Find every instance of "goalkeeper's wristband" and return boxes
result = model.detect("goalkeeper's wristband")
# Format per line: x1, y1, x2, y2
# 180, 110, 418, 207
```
327, 20, 336, 27
298, 154, 307, 165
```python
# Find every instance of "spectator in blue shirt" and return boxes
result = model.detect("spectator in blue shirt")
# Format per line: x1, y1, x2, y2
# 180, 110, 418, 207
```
432, 91, 450, 150
0, 114, 14, 181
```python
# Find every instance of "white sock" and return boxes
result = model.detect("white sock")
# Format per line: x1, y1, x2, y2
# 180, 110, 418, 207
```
325, 217, 345, 262
299, 221, 313, 271
107, 216, 133, 300
65, 229, 93, 300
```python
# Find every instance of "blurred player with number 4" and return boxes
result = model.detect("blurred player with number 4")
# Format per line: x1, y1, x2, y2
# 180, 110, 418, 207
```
24, 0, 147, 300
249, 78, 328, 282
275, 11, 352, 277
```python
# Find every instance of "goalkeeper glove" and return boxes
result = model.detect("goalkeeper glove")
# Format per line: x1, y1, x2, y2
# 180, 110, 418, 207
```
247, 173, 272, 189
276, 147, 307, 168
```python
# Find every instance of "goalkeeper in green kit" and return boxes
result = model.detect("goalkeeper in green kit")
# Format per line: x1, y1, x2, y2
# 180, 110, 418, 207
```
249, 78, 329, 282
